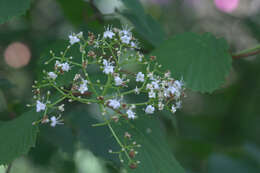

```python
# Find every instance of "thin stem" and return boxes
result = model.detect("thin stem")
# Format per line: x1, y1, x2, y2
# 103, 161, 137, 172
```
51, 84, 66, 95
5, 163, 12, 173
86, 75, 99, 97
49, 96, 66, 107
92, 121, 109, 127
232, 44, 260, 59
107, 122, 132, 162
98, 104, 131, 162
54, 56, 82, 67
102, 74, 111, 96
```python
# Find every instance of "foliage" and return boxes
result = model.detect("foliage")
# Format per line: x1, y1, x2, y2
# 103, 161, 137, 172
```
120, 0, 166, 46
152, 32, 232, 93
1, 0, 260, 173
0, 110, 38, 165
0, 0, 31, 24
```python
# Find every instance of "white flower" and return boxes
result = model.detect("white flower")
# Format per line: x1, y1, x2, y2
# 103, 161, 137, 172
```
136, 72, 144, 82
56, 61, 70, 72
74, 74, 81, 81
148, 73, 155, 80
50, 115, 63, 127
151, 81, 160, 90
108, 99, 121, 109
158, 102, 164, 110
176, 101, 182, 109
103, 59, 114, 74
103, 27, 115, 39
120, 26, 132, 36
174, 90, 181, 99
69, 34, 80, 45
121, 35, 131, 44
146, 83, 153, 90
164, 71, 171, 78
174, 80, 183, 90
36, 100, 46, 112
61, 62, 70, 72
58, 104, 65, 112
78, 80, 88, 94
130, 41, 137, 48
166, 86, 177, 96
134, 86, 140, 94
149, 90, 156, 98
55, 60, 61, 67
145, 105, 155, 114
171, 105, 176, 114
114, 76, 123, 86
48, 72, 57, 80
127, 109, 136, 119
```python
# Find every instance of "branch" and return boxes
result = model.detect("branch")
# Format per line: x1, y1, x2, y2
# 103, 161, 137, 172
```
232, 44, 260, 59
72, 91, 92, 97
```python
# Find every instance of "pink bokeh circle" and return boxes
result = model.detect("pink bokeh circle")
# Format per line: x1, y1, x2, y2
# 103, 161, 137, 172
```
4, 42, 31, 68
214, 0, 239, 13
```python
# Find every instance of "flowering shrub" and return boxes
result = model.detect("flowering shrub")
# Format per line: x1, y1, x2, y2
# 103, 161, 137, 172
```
28, 26, 185, 168
4, 1, 260, 172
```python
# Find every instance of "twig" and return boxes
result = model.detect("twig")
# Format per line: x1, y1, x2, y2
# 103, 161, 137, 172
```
6, 163, 12, 173
232, 44, 260, 59
71, 91, 92, 97
232, 50, 260, 59
119, 70, 136, 77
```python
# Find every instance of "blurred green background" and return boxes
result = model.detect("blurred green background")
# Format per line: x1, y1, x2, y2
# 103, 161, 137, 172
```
1, 0, 260, 172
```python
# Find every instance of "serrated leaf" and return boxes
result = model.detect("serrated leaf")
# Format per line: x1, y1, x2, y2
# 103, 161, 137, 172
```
0, 110, 39, 165
152, 32, 232, 93
112, 116, 185, 173
0, 0, 31, 24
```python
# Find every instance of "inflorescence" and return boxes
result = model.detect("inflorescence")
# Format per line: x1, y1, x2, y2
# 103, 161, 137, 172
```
28, 26, 185, 168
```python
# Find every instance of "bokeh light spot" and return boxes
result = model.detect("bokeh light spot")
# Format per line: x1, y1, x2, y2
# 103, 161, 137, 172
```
214, 0, 239, 13
4, 42, 31, 68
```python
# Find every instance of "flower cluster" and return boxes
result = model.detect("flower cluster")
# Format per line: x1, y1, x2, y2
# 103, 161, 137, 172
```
29, 26, 185, 168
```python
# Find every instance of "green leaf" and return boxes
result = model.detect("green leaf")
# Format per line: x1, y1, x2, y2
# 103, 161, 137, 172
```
40, 125, 76, 155
113, 115, 185, 173
67, 106, 120, 164
0, 0, 31, 24
121, 0, 144, 14
67, 106, 184, 172
120, 0, 166, 46
0, 110, 39, 165
152, 32, 232, 93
